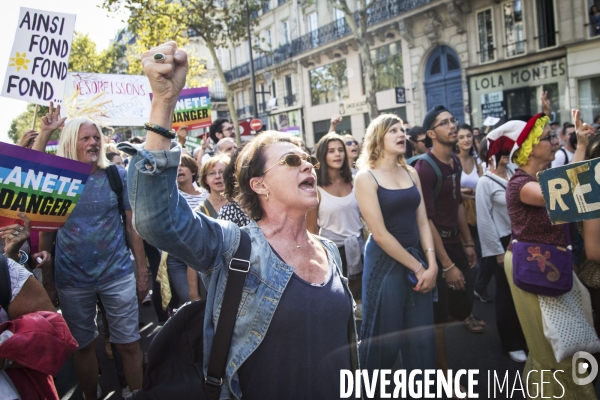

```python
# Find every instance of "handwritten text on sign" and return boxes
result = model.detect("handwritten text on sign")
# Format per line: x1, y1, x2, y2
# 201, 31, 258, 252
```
0, 143, 92, 231
539, 157, 600, 224
1, 7, 76, 106
64, 73, 151, 126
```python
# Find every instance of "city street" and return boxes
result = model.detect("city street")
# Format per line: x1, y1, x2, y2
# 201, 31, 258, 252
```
54, 274, 600, 400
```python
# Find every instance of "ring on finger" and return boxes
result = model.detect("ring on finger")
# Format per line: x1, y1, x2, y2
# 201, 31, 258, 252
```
153, 52, 166, 63
18, 227, 24, 232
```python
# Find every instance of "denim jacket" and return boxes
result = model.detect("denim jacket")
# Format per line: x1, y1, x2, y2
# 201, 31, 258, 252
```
119, 143, 359, 399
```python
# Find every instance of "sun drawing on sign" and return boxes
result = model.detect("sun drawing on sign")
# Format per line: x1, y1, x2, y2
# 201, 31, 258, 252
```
9, 52, 31, 71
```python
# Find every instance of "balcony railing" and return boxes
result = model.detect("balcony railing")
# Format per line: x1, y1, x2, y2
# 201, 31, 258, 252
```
222, 0, 431, 82
236, 106, 254, 117
284, 93, 296, 107
210, 90, 227, 102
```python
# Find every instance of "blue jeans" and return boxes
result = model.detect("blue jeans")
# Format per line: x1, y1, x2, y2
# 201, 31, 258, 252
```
166, 254, 190, 306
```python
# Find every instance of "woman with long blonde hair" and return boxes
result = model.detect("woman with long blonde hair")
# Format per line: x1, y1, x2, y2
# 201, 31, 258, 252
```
355, 114, 438, 391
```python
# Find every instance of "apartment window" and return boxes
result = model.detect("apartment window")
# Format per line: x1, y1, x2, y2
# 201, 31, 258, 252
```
369, 41, 403, 91
281, 20, 291, 45
504, 1, 526, 57
284, 74, 295, 106
309, 59, 349, 106
578, 77, 600, 124
334, 8, 344, 21
307, 12, 318, 46
271, 80, 277, 98
264, 29, 272, 50
237, 91, 245, 108
477, 9, 495, 63
536, 0, 557, 49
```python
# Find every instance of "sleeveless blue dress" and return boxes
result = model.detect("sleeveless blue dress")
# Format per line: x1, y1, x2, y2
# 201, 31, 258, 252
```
360, 170, 437, 380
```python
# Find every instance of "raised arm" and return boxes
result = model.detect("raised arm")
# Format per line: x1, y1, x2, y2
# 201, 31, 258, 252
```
141, 42, 188, 151
119, 42, 235, 275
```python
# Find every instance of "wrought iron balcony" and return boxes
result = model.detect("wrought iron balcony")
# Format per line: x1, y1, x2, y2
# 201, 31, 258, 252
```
284, 94, 296, 107
223, 0, 431, 81
236, 106, 254, 117
210, 90, 227, 102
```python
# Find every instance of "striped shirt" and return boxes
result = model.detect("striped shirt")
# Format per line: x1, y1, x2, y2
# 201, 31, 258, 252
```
180, 189, 208, 210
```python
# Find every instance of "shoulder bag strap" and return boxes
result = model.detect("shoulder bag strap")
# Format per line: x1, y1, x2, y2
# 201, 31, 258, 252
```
0, 255, 12, 312
106, 165, 129, 249
483, 174, 506, 190
204, 229, 252, 399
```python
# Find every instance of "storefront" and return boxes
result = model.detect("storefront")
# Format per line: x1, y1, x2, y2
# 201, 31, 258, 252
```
468, 57, 569, 128
268, 108, 303, 138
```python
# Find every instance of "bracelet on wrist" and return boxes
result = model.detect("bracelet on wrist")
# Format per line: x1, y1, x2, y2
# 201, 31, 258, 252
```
442, 263, 456, 279
415, 264, 423, 275
425, 247, 435, 253
463, 244, 475, 248
144, 123, 177, 139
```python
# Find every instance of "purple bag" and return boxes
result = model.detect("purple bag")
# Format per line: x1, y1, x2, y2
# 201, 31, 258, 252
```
512, 240, 573, 296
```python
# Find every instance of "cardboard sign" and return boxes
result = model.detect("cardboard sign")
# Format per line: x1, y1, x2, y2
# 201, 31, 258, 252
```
2, 7, 76, 106
539, 158, 600, 224
63, 72, 152, 126
0, 142, 92, 231
171, 87, 211, 130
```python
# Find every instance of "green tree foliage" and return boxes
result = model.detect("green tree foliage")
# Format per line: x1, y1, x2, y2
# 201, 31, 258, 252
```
7, 103, 52, 144
102, 0, 261, 145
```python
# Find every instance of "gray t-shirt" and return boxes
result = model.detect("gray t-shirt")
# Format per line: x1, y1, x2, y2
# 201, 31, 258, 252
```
55, 167, 132, 288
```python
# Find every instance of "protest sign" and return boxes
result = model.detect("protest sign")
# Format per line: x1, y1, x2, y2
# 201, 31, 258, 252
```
169, 87, 211, 130
539, 157, 600, 224
0, 142, 92, 231
2, 7, 76, 106
63, 72, 152, 126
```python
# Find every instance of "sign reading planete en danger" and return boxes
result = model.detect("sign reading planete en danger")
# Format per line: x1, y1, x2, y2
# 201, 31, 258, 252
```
0, 143, 92, 231
1, 7, 76, 106
63, 73, 152, 126
539, 158, 600, 224
170, 87, 211, 130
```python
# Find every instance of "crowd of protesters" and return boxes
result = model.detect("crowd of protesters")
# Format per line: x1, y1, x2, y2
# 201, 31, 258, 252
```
2, 40, 600, 400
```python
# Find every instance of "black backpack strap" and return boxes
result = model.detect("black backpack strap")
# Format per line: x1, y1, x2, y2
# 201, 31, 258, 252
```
419, 153, 443, 200
0, 255, 12, 313
106, 165, 129, 249
204, 230, 252, 400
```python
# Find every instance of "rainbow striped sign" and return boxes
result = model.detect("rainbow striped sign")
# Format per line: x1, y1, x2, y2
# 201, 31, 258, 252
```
0, 142, 92, 231
172, 87, 211, 130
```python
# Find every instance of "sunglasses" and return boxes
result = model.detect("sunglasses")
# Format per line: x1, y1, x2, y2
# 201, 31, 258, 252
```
262, 153, 319, 175
345, 140, 359, 146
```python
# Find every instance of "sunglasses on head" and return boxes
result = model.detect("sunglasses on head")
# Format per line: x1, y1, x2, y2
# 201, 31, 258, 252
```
262, 153, 320, 175
345, 140, 359, 146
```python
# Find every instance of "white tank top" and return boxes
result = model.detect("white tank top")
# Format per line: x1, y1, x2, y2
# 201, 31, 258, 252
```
317, 186, 363, 247
461, 162, 480, 189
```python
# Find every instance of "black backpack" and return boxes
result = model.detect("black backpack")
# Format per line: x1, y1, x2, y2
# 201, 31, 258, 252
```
106, 164, 129, 249
407, 153, 462, 200
128, 230, 252, 400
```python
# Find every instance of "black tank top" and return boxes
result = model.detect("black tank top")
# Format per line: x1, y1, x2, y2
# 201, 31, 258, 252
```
368, 169, 421, 248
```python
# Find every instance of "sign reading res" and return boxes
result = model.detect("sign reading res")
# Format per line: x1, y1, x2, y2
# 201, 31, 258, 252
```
540, 158, 600, 224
